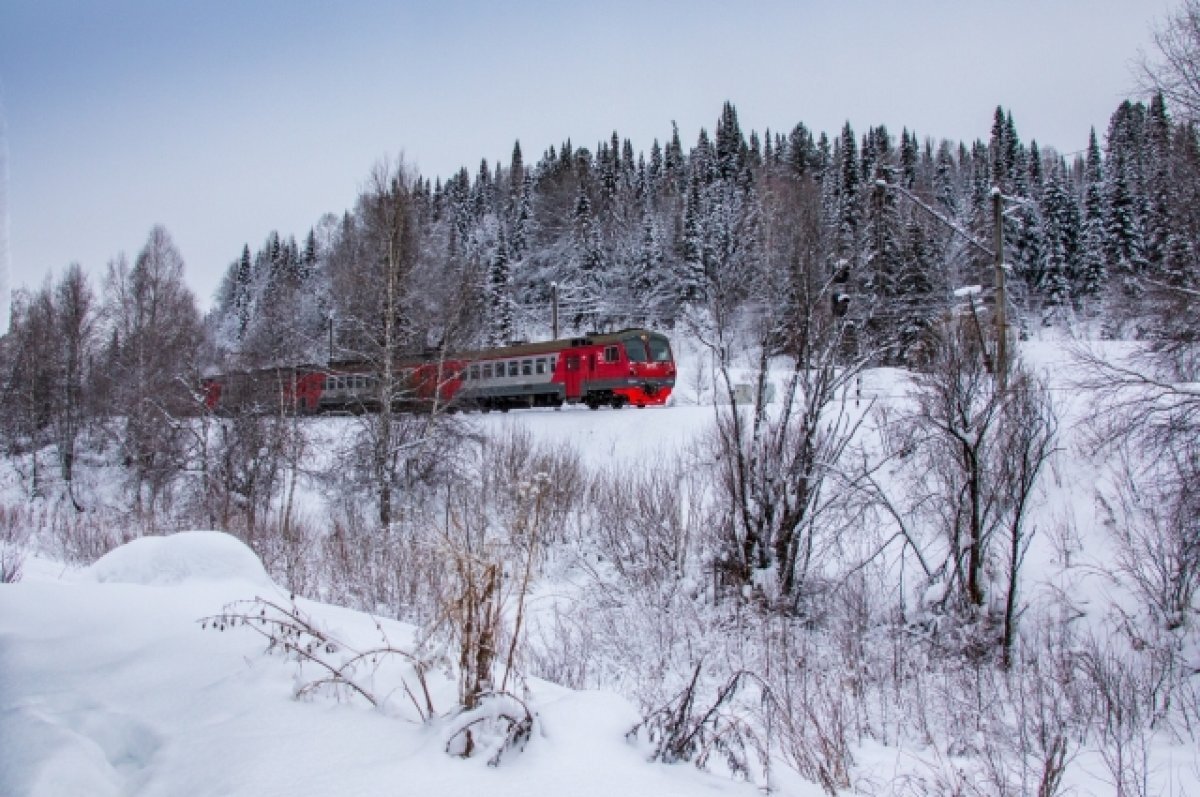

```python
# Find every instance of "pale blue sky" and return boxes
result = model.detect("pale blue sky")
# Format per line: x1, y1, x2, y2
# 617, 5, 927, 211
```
0, 0, 1171, 312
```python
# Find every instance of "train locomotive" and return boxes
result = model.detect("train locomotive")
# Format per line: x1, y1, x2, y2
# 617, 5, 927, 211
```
203, 328, 676, 415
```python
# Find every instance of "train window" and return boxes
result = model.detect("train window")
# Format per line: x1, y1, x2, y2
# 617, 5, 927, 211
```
648, 337, 672, 362
483, 363, 493, 379
604, 345, 619, 363
535, 358, 546, 375
325, 377, 336, 391
469, 365, 480, 381
625, 338, 648, 362
550, 356, 558, 371
522, 359, 533, 376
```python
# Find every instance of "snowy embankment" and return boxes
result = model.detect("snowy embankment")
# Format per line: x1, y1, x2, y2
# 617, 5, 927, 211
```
0, 532, 766, 797
2, 337, 1198, 796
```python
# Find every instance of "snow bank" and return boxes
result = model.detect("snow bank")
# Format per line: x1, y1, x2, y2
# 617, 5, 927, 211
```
87, 531, 273, 587
0, 545, 765, 797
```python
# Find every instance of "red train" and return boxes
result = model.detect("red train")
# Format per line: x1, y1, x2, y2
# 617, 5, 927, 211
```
204, 328, 676, 414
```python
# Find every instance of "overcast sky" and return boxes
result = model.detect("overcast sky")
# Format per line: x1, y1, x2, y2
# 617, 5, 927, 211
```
0, 0, 1173, 319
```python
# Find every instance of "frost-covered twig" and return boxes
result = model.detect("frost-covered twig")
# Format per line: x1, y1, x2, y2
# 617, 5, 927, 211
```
630, 663, 768, 780
444, 689, 536, 766
200, 595, 436, 720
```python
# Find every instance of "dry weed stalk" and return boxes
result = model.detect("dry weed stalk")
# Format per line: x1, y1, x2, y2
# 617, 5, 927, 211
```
201, 596, 437, 721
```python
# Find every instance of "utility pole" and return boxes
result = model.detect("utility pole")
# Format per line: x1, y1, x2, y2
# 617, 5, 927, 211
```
875, 178, 1011, 389
327, 312, 335, 364
992, 188, 1008, 391
550, 281, 559, 340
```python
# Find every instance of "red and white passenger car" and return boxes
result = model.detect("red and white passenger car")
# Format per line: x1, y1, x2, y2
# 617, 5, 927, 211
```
204, 328, 676, 414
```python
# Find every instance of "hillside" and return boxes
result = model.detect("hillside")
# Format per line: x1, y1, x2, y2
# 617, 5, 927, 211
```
2, 336, 1198, 795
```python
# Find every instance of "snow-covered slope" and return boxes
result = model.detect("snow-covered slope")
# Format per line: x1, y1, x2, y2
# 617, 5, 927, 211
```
2, 337, 1198, 796
0, 532, 772, 797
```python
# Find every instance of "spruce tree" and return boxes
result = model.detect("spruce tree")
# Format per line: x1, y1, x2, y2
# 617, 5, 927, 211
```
488, 231, 513, 345
900, 128, 919, 189
934, 141, 959, 216
863, 161, 905, 360
509, 140, 525, 208
715, 101, 744, 181
1040, 163, 1076, 309
649, 139, 664, 187
1104, 101, 1149, 284
510, 173, 533, 263
571, 186, 603, 329
634, 207, 664, 325
1079, 128, 1108, 299
990, 106, 1010, 191
665, 122, 685, 192
787, 122, 815, 180
235, 244, 253, 337
1144, 92, 1173, 274
679, 172, 706, 302
835, 122, 861, 264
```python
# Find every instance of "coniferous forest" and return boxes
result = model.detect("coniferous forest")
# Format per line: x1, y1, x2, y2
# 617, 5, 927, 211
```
199, 94, 1200, 376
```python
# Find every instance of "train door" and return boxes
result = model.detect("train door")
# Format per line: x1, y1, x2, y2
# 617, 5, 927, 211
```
563, 352, 584, 399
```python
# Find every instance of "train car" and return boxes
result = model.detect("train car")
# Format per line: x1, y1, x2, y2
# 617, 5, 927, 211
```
203, 328, 675, 415
202, 366, 325, 415
454, 328, 675, 411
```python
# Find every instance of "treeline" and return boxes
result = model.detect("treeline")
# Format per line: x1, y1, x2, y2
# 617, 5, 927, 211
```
211, 95, 1200, 371
2, 96, 1198, 509
0, 228, 204, 509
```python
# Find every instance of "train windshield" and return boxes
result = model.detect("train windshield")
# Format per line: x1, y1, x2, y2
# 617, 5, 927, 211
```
624, 334, 673, 363
647, 335, 672, 363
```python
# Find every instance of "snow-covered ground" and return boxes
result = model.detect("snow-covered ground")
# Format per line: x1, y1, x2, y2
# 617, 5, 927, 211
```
1, 533, 771, 797
2, 337, 1198, 796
